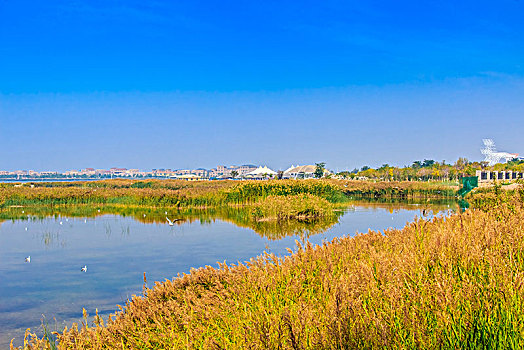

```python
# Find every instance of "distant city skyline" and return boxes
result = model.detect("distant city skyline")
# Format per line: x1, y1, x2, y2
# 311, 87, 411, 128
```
1, 1, 523, 171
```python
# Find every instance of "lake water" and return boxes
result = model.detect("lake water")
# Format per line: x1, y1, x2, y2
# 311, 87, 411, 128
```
0, 200, 455, 347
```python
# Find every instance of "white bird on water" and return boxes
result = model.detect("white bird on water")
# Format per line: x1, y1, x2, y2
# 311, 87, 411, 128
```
59, 221, 63, 225
25, 227, 28, 231
166, 217, 181, 226
25, 256, 31, 263
81, 265, 87, 272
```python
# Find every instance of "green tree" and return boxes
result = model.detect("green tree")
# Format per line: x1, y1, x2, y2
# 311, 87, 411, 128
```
422, 159, 435, 167
337, 171, 351, 179
412, 161, 422, 169
231, 170, 238, 178
314, 162, 326, 178
454, 157, 469, 177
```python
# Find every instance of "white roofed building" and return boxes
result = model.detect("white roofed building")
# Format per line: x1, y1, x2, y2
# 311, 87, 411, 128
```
177, 174, 203, 181
243, 166, 277, 179
283, 165, 331, 179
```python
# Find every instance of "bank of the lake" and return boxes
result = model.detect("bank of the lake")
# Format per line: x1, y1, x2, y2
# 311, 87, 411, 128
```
0, 179, 458, 210
18, 186, 524, 349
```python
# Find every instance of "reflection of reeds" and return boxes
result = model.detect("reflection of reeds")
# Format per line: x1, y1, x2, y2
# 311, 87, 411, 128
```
243, 216, 340, 240
104, 223, 112, 238
1, 197, 457, 241
4, 203, 343, 240
120, 224, 130, 237
40, 230, 63, 248
21, 187, 524, 349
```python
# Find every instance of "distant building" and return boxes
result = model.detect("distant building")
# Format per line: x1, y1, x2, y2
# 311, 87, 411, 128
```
79, 168, 96, 176
40, 171, 59, 176
282, 165, 332, 179
125, 169, 141, 177
476, 170, 523, 182
151, 169, 177, 177
236, 164, 258, 175
177, 174, 203, 181
191, 168, 208, 177
208, 164, 257, 178
243, 166, 277, 179
95, 169, 111, 176
64, 170, 80, 176
110, 168, 127, 176
180, 169, 192, 175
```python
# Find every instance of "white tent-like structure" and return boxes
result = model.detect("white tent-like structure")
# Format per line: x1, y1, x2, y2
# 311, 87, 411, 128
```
243, 166, 277, 178
284, 165, 297, 174
283, 165, 331, 179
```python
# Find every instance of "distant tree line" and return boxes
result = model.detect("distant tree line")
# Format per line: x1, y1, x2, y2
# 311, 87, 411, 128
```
336, 158, 524, 182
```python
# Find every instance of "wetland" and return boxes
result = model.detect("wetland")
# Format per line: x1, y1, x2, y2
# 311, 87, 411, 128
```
1, 198, 455, 347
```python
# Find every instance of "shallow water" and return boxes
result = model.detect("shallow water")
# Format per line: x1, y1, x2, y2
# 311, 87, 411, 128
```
0, 201, 455, 347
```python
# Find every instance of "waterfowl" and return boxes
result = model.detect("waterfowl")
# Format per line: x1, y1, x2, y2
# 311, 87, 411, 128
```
166, 217, 181, 226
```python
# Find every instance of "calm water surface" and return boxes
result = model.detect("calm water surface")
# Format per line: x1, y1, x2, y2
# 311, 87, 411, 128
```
0, 201, 455, 347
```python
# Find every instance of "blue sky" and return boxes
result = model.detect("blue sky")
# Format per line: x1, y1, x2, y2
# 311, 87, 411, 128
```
1, 0, 523, 171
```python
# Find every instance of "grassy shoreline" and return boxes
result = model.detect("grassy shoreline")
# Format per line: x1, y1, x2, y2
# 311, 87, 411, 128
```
16, 186, 524, 349
0, 179, 458, 210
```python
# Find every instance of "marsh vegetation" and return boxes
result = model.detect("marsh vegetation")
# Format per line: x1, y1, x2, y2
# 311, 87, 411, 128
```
1, 179, 479, 349
0, 179, 458, 209
15, 186, 524, 349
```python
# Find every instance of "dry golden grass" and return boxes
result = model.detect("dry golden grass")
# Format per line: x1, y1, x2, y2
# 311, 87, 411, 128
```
250, 194, 335, 221
325, 179, 458, 198
17, 186, 524, 349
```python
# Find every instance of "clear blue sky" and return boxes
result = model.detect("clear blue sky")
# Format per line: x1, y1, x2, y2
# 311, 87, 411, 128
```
1, 0, 523, 172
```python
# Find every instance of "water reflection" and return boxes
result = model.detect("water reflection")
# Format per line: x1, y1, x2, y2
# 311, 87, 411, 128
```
0, 198, 456, 241
39, 230, 66, 248
0, 199, 457, 347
